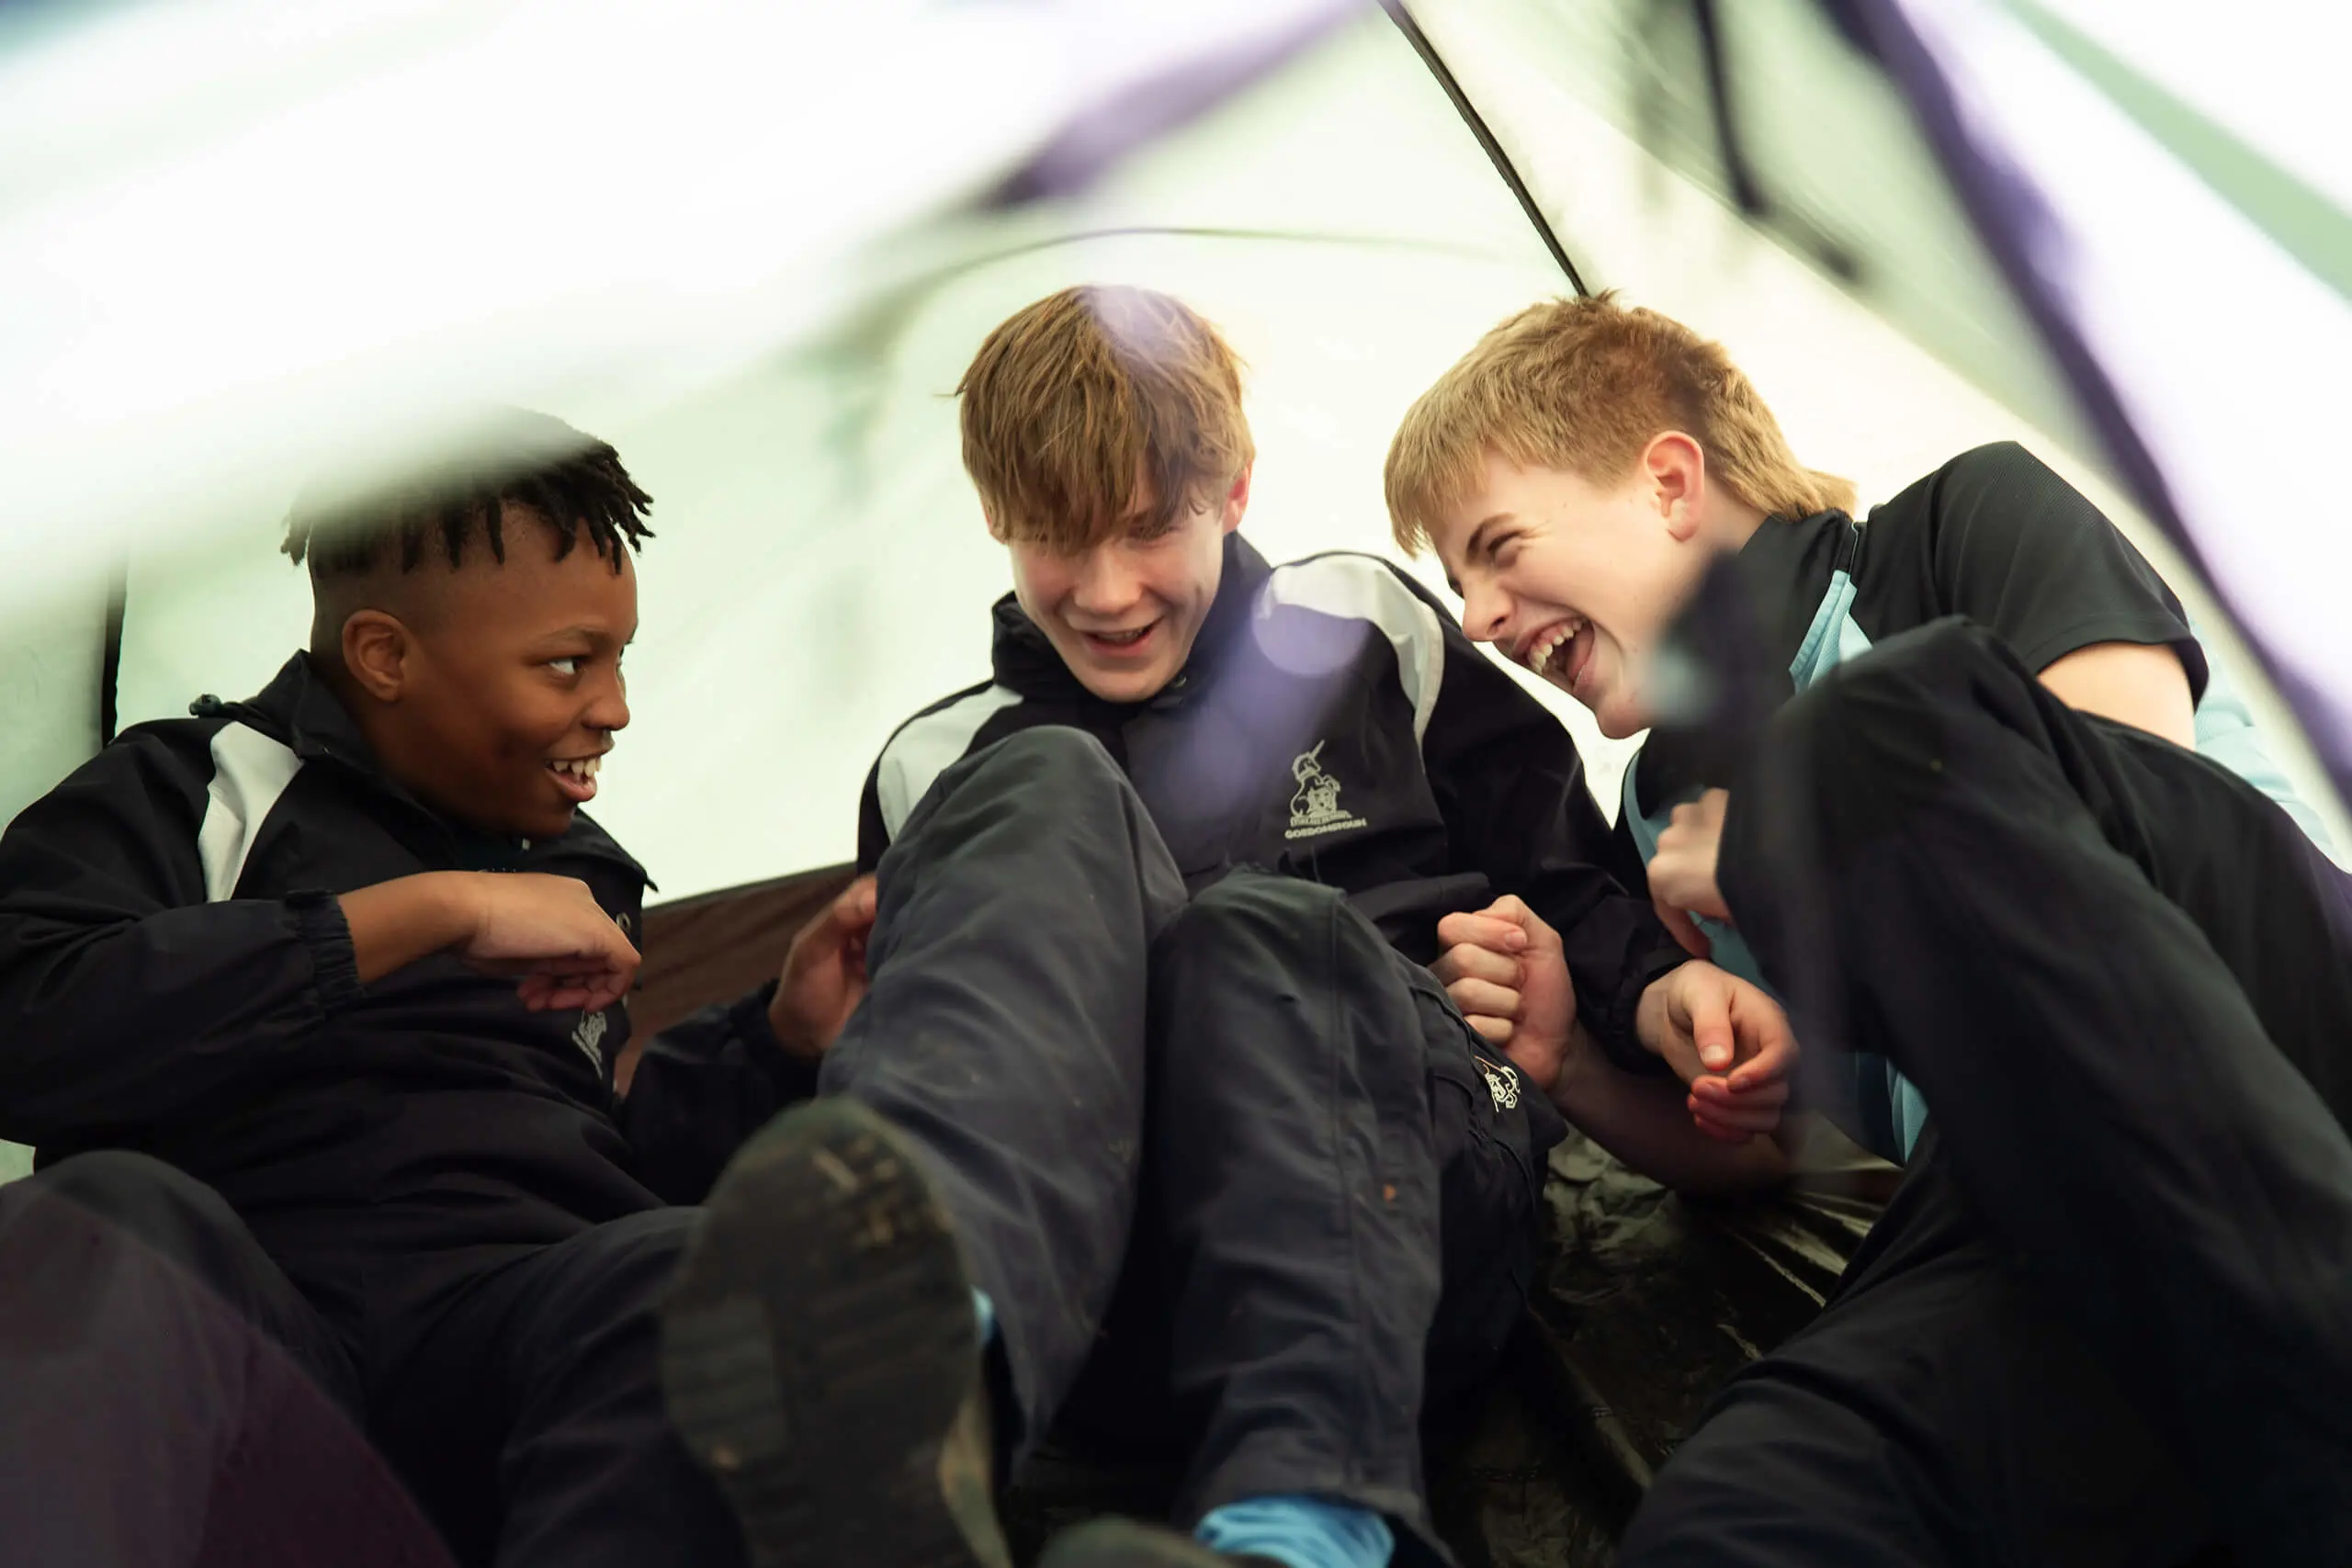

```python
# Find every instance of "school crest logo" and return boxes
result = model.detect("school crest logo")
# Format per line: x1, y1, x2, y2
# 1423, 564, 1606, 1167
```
1284, 741, 1370, 840
1476, 1057, 1521, 1111
571, 1009, 609, 1074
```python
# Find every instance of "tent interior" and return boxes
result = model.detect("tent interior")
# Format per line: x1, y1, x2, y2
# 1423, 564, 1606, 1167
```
2, 1, 2345, 1560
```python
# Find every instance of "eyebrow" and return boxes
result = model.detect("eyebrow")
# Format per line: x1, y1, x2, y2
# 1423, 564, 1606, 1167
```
1443, 513, 1514, 597
530, 626, 636, 648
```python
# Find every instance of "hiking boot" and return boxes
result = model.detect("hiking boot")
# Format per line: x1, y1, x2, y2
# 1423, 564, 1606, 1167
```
660, 1096, 1008, 1568
1038, 1517, 1288, 1567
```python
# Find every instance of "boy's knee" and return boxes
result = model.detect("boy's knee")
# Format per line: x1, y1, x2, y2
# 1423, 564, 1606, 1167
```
1789, 618, 2027, 738
968, 727, 1123, 794
896, 728, 1136, 849
29, 1149, 235, 1235
1159, 870, 1348, 969
1766, 617, 2030, 795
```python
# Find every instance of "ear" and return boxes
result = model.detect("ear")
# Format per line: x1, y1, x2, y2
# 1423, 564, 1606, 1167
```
1219, 464, 1253, 536
981, 504, 1010, 545
1643, 433, 1708, 543
340, 610, 414, 704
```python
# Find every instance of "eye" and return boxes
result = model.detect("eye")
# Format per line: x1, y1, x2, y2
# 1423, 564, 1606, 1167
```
1489, 533, 1523, 568
547, 657, 581, 677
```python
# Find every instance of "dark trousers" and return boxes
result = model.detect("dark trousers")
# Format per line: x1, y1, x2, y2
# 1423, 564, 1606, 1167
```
822, 728, 1556, 1551
0, 1152, 742, 1568
0, 1151, 447, 1568
1623, 618, 2352, 1567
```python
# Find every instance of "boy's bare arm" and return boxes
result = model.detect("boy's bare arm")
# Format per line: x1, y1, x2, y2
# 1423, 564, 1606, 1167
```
1548, 1029, 1792, 1196
1434, 897, 1794, 1194
2038, 640, 2196, 749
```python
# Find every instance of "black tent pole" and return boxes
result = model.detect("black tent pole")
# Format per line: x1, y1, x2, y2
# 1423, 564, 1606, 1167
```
98, 561, 127, 748
1379, 1, 1590, 297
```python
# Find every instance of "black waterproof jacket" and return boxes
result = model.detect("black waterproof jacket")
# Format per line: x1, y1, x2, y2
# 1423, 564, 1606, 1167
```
858, 535, 1684, 1067
0, 653, 802, 1269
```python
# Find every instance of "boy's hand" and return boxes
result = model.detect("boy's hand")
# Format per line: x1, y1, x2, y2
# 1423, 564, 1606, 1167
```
1431, 895, 1577, 1098
769, 875, 879, 1061
1634, 959, 1795, 1144
1649, 788, 1733, 957
455, 873, 642, 1014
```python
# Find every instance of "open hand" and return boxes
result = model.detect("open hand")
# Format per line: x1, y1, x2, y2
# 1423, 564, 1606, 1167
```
1649, 788, 1732, 958
769, 875, 878, 1060
457, 873, 641, 1014
1634, 959, 1796, 1144
1431, 895, 1577, 1098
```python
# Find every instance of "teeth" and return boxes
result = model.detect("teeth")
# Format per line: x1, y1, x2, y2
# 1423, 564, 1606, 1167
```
1529, 619, 1584, 677
551, 756, 603, 779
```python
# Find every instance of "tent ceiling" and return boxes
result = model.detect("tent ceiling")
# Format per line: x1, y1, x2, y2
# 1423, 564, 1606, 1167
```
3, 0, 2346, 873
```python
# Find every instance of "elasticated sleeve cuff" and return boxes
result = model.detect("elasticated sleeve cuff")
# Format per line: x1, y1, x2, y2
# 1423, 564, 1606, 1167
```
286, 888, 362, 1014
733, 979, 826, 1104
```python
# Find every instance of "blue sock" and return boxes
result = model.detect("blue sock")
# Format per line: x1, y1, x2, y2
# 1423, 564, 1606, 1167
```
1195, 1495, 1394, 1568
971, 1287, 996, 1346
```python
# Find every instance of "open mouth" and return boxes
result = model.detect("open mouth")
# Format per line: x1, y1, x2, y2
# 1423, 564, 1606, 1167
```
547, 752, 604, 804
1522, 617, 1597, 695
1080, 620, 1159, 659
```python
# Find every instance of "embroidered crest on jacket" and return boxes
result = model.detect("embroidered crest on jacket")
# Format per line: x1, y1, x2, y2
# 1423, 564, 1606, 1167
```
571, 1010, 609, 1073
1284, 741, 1370, 840
1477, 1057, 1521, 1111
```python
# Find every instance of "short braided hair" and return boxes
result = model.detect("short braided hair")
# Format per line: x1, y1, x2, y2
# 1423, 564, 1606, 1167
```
284, 409, 653, 578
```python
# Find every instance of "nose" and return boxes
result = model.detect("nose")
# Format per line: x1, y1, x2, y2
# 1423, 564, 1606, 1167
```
1458, 575, 1512, 647
585, 666, 630, 736
1069, 544, 1145, 616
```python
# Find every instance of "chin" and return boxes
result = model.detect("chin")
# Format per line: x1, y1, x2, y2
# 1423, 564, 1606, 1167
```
507, 801, 579, 840
1594, 698, 1646, 741
1079, 664, 1172, 704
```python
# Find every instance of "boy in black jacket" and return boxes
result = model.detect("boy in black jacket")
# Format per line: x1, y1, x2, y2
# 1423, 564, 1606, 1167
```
0, 413, 879, 1567
671, 287, 1799, 1568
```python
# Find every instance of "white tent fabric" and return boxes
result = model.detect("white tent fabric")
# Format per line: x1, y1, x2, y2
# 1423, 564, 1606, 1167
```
1, 0, 2346, 1188
17, 4, 2346, 881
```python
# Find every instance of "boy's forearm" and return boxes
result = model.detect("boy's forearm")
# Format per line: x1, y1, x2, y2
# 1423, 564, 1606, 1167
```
1549, 1027, 1790, 1196
339, 874, 477, 985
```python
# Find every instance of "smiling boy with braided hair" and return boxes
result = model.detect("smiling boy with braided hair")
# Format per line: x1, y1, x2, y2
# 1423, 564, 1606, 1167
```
0, 409, 876, 1566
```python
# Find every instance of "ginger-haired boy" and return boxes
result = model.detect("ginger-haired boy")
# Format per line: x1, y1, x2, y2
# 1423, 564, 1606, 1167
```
1385, 292, 2352, 1565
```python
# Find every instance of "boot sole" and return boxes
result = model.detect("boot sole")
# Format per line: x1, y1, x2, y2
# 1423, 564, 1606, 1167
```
660, 1098, 1009, 1568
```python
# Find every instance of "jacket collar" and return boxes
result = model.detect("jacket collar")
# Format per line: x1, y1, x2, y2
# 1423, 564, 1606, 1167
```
1727, 508, 1858, 676
1631, 510, 1855, 818
988, 531, 1275, 711
213, 652, 645, 877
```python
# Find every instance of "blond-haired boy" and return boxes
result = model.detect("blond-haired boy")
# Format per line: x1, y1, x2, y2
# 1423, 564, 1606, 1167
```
1386, 292, 2352, 1565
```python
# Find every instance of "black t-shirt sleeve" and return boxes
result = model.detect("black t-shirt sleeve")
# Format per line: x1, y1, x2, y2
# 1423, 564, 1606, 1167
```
1886, 441, 2209, 701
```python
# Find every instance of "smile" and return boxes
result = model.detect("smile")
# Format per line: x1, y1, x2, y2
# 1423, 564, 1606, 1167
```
1521, 617, 1595, 692
1080, 621, 1159, 656
548, 752, 605, 804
